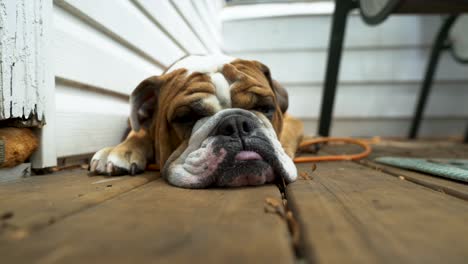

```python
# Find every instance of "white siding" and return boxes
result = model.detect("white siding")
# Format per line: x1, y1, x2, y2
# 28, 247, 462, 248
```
172, 0, 222, 53
51, 0, 223, 162
222, 5, 468, 137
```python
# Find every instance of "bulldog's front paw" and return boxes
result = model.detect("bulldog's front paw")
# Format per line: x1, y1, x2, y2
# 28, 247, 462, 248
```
89, 145, 147, 176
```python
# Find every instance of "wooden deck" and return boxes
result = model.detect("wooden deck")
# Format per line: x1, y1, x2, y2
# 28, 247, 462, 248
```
1, 141, 468, 263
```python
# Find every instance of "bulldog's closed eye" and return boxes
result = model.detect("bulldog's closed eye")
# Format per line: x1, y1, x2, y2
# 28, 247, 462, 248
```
172, 108, 206, 125
252, 105, 275, 120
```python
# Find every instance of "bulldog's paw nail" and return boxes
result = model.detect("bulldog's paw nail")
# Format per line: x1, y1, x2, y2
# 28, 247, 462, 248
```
90, 160, 98, 172
130, 163, 137, 176
106, 162, 114, 176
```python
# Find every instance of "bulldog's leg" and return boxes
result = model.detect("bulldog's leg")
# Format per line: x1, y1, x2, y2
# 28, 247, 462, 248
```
280, 114, 304, 158
90, 128, 153, 176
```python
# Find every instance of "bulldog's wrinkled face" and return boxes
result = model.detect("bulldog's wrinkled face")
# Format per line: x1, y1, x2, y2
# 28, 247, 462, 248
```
132, 55, 297, 188
164, 109, 296, 188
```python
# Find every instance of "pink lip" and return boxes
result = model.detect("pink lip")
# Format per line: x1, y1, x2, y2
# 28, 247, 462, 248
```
235, 151, 263, 161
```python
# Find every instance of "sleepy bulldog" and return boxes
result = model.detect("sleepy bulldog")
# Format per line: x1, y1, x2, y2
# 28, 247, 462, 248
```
90, 55, 303, 188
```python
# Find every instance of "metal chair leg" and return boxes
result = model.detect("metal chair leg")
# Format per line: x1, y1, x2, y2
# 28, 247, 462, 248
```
318, 0, 357, 137
408, 15, 459, 139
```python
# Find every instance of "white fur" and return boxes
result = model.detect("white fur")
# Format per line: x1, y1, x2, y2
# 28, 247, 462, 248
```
209, 72, 231, 108
167, 54, 235, 75
169, 54, 234, 110
203, 95, 222, 113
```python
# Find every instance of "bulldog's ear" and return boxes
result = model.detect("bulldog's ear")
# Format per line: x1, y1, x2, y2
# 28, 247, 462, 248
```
271, 79, 289, 113
254, 61, 289, 113
130, 76, 163, 131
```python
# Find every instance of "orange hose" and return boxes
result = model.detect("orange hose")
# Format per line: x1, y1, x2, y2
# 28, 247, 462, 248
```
147, 164, 160, 171
293, 137, 372, 163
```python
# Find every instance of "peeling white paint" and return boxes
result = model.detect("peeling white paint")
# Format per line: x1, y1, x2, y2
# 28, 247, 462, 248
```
0, 0, 47, 121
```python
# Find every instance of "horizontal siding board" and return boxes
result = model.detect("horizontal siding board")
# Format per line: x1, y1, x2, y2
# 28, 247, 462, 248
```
55, 82, 129, 157
286, 83, 468, 118
172, 0, 220, 53
192, 0, 222, 45
55, 112, 128, 157
301, 118, 468, 138
135, 0, 206, 54
55, 81, 130, 116
223, 15, 440, 52
58, 0, 185, 66
53, 5, 163, 95
231, 49, 468, 83
204, 0, 222, 34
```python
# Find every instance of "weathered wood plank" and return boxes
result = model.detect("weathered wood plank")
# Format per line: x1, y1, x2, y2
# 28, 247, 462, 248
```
1, 178, 294, 263
360, 159, 468, 201
0, 169, 158, 236
368, 141, 468, 159
322, 142, 468, 200
288, 161, 468, 263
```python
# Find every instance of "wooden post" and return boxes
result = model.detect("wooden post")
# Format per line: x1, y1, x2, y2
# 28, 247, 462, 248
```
0, 0, 57, 168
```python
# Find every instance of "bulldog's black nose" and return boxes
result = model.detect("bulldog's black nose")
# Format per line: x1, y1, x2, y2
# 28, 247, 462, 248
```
216, 115, 256, 138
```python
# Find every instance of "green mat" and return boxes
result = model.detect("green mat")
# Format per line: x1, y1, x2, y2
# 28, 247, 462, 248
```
375, 157, 468, 183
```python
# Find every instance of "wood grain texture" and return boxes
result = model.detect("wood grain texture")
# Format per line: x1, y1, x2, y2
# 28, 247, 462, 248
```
0, 169, 158, 236
322, 141, 468, 200
287, 161, 468, 263
1, 178, 294, 264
